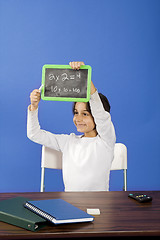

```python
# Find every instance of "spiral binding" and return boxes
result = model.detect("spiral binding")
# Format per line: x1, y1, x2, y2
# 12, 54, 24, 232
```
25, 202, 55, 222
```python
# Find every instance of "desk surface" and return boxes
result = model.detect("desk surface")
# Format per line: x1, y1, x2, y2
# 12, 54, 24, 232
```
0, 191, 160, 239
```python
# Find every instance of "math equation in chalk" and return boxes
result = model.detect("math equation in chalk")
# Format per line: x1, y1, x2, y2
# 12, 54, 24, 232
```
50, 86, 81, 94
45, 71, 82, 94
48, 72, 81, 82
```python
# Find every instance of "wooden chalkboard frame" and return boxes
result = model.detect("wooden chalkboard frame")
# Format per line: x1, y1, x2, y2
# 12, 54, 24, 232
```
41, 64, 92, 102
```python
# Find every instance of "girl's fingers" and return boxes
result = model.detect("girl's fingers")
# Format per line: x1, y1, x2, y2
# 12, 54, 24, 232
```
33, 96, 38, 100
69, 62, 74, 69
33, 89, 40, 94
69, 61, 85, 70
30, 89, 41, 103
77, 62, 81, 69
75, 62, 78, 69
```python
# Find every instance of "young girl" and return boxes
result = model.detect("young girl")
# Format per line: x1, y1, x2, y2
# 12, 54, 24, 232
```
27, 61, 116, 191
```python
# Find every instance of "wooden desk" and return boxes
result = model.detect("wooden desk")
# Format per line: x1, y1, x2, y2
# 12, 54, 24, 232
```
0, 191, 160, 239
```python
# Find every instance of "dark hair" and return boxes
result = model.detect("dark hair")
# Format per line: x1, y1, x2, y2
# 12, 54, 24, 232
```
72, 93, 110, 115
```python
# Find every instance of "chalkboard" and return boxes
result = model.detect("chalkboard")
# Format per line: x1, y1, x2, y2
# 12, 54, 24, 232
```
41, 65, 92, 102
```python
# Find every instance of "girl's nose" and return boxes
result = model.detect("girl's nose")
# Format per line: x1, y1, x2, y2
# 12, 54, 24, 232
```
76, 114, 83, 121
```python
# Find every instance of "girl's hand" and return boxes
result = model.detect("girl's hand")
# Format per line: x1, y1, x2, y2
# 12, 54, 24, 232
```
29, 89, 41, 111
69, 61, 85, 70
69, 61, 96, 95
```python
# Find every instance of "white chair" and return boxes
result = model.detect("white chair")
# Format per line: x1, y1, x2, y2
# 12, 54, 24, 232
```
110, 143, 127, 191
40, 143, 127, 192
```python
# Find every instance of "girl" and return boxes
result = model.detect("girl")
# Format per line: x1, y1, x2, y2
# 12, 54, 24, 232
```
27, 61, 116, 191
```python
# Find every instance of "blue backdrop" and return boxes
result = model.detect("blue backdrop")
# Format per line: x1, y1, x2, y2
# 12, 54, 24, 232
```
0, 0, 160, 192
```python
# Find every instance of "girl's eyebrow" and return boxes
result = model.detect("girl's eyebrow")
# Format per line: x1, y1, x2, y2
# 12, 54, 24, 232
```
74, 109, 89, 113
74, 108, 88, 111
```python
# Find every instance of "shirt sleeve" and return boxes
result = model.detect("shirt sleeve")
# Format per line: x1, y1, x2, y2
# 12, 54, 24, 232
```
27, 107, 69, 152
89, 91, 116, 148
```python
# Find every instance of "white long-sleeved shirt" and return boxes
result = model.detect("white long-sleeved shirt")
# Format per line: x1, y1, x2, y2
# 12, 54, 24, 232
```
27, 91, 116, 191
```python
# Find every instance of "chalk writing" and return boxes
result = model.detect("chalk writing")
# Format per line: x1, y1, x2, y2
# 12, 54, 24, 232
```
50, 86, 81, 94
48, 72, 81, 82
61, 73, 68, 81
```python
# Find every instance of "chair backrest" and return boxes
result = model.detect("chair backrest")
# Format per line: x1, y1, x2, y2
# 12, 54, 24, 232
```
110, 143, 127, 191
40, 143, 127, 192
41, 146, 62, 169
111, 143, 127, 170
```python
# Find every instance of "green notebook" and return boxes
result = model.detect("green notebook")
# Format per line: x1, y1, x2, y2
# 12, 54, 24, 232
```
0, 197, 47, 231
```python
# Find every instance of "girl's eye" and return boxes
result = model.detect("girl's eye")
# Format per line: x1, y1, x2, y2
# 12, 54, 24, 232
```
74, 111, 78, 115
83, 113, 88, 116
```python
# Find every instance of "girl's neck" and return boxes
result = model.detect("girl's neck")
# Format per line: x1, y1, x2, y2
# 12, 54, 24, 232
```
83, 130, 98, 138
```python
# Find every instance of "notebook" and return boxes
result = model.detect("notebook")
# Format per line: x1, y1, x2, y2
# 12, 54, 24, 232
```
0, 197, 47, 231
24, 198, 94, 224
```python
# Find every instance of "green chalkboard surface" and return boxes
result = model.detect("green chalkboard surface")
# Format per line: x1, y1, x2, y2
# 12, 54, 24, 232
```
41, 65, 92, 102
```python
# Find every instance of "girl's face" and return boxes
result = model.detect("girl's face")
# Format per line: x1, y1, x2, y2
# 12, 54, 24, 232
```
73, 102, 97, 137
